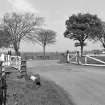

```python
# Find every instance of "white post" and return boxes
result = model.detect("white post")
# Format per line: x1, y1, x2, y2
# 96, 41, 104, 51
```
85, 56, 87, 64
67, 53, 70, 63
76, 51, 79, 64
18, 56, 21, 71
7, 55, 11, 66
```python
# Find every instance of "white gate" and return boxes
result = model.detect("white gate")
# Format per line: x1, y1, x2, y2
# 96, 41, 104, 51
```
70, 54, 105, 66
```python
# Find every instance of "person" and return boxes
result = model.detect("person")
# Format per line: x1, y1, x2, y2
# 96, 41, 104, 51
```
66, 50, 70, 63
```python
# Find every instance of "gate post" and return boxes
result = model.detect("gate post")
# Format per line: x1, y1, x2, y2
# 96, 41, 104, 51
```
76, 51, 80, 64
85, 56, 87, 64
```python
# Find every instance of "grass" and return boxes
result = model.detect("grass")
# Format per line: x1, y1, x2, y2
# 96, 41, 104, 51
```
6, 71, 75, 105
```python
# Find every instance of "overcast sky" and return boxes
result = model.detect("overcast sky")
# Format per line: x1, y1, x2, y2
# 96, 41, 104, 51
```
0, 0, 105, 52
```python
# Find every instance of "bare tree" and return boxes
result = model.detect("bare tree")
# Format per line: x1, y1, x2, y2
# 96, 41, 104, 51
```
91, 22, 105, 49
27, 29, 56, 59
1, 12, 43, 56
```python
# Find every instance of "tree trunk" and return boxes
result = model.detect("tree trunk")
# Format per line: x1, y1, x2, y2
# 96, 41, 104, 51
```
15, 48, 20, 56
103, 43, 105, 49
43, 45, 46, 59
13, 42, 20, 56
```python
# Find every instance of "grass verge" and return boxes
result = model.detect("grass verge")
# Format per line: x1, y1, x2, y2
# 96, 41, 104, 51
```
6, 72, 75, 105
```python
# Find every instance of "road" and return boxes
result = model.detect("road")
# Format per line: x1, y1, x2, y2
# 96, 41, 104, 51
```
27, 60, 105, 105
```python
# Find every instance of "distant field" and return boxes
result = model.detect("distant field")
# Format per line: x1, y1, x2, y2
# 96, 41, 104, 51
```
22, 52, 61, 60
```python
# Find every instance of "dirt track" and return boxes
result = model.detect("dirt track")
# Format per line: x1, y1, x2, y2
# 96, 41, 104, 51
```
27, 60, 105, 105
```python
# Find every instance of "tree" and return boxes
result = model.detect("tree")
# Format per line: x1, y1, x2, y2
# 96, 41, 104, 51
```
101, 22, 105, 49
0, 30, 11, 48
27, 29, 56, 58
100, 22, 105, 49
1, 12, 43, 56
64, 13, 102, 56
89, 22, 105, 49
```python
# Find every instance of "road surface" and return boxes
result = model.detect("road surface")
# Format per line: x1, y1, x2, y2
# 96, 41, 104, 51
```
27, 60, 105, 105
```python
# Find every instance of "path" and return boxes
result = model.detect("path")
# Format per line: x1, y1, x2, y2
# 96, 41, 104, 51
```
27, 60, 105, 105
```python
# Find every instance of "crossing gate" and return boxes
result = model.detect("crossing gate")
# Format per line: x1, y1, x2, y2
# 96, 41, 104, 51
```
70, 54, 105, 66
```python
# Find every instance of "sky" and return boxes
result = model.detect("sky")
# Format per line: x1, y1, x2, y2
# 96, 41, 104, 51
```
0, 0, 105, 52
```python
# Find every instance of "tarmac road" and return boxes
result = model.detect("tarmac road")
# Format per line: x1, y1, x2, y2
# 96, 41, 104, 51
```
27, 60, 105, 105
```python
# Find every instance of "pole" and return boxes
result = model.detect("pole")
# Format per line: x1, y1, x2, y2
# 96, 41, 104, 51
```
0, 61, 7, 105
0, 61, 3, 105
2, 74, 7, 105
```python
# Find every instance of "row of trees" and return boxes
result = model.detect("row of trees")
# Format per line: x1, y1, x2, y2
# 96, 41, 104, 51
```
1, 12, 104, 57
64, 13, 105, 56
0, 12, 56, 57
